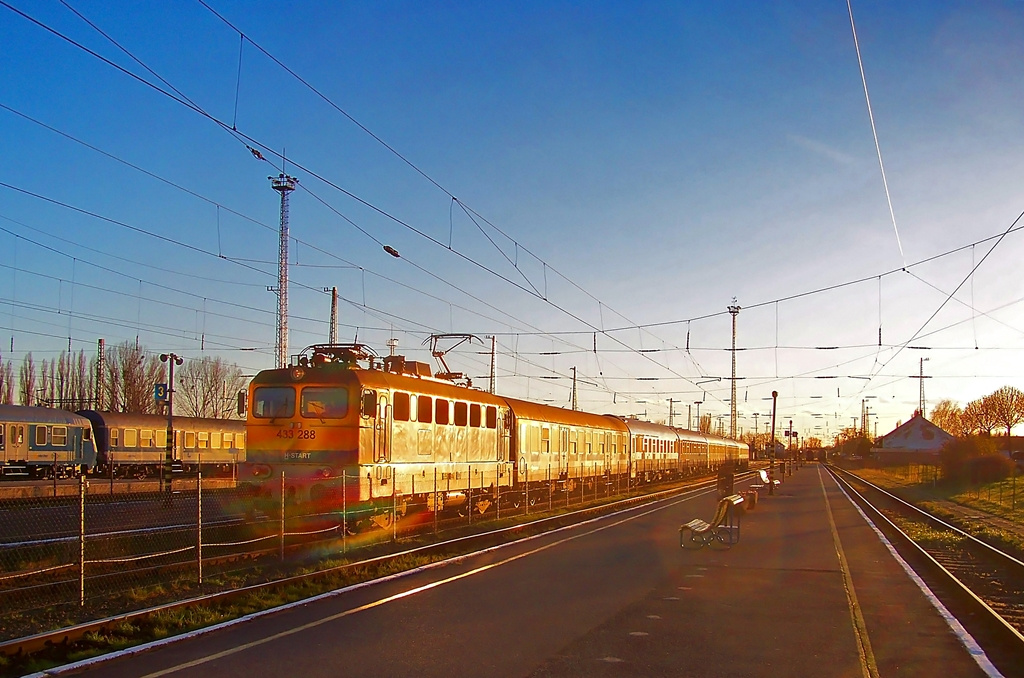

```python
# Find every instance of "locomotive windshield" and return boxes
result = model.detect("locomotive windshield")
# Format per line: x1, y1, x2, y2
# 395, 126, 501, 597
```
300, 387, 350, 419
253, 387, 296, 419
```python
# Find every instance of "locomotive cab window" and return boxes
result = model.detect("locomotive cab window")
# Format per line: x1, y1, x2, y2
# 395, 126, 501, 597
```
454, 401, 468, 426
417, 396, 432, 424
301, 387, 349, 419
435, 399, 450, 425
83, 427, 91, 442
485, 406, 497, 429
52, 426, 67, 447
253, 387, 296, 419
393, 392, 410, 421
35, 426, 47, 446
361, 390, 377, 418
469, 403, 481, 427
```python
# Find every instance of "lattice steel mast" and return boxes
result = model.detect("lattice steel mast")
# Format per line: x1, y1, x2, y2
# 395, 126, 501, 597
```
728, 301, 741, 439
269, 173, 298, 368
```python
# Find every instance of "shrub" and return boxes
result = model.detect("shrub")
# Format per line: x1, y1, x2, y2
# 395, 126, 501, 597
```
940, 436, 1012, 483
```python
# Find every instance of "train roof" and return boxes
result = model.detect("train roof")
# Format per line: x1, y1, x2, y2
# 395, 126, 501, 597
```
617, 418, 680, 439
0, 404, 92, 426
252, 365, 509, 407
76, 411, 244, 431
503, 398, 629, 432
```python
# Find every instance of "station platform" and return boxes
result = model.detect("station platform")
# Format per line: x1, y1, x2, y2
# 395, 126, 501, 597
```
528, 463, 996, 678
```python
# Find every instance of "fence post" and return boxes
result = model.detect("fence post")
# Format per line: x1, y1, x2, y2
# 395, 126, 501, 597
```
342, 470, 347, 554
525, 463, 529, 516
392, 480, 398, 542
53, 451, 57, 498
79, 474, 86, 607
197, 471, 203, 586
495, 462, 500, 520
279, 471, 286, 562
433, 467, 438, 535
548, 465, 552, 512
468, 465, 473, 525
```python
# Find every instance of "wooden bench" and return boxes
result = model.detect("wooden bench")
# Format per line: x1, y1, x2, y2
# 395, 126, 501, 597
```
679, 494, 745, 549
749, 469, 780, 492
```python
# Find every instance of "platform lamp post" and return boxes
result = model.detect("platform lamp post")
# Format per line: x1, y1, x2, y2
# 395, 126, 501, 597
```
160, 353, 183, 498
769, 391, 778, 471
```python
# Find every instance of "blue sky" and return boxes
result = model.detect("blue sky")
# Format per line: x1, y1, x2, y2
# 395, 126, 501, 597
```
2, 0, 1024, 440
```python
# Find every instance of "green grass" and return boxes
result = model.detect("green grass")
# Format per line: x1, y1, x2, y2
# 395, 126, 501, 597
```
838, 462, 1024, 558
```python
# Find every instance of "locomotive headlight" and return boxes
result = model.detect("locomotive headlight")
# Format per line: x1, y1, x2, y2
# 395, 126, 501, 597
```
251, 464, 272, 479
290, 367, 305, 381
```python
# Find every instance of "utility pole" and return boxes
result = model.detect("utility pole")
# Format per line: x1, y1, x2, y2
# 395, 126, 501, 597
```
667, 398, 678, 427
571, 367, 578, 411
325, 287, 338, 344
269, 173, 298, 369
917, 357, 930, 417
489, 336, 496, 395
728, 301, 741, 439
95, 338, 105, 410
769, 391, 778, 471
159, 352, 183, 498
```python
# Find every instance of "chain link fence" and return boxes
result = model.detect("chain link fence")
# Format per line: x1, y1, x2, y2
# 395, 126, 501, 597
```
0, 459, 721, 641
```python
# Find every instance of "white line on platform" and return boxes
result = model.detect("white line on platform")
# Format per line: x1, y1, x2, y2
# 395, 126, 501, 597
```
831, 470, 1003, 678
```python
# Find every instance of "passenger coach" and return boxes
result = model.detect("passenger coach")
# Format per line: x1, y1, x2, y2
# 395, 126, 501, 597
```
0, 404, 97, 478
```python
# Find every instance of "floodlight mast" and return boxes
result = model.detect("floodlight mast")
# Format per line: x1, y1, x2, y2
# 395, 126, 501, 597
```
270, 173, 298, 369
728, 301, 741, 439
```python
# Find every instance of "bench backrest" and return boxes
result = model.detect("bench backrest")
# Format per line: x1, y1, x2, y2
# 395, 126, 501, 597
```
758, 469, 770, 483
709, 499, 731, 527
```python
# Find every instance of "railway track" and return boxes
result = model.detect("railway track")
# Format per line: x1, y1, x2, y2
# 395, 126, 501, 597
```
827, 465, 1024, 672
0, 470, 730, 670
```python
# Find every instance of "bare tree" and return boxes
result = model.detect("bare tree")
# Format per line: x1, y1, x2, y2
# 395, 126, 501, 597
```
106, 341, 163, 413
988, 385, 1024, 440
18, 353, 35, 406
176, 356, 247, 419
698, 412, 712, 434
963, 397, 999, 436
930, 399, 963, 436
0, 360, 12, 404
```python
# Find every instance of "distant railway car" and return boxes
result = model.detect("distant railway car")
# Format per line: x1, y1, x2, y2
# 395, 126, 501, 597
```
507, 397, 630, 500
77, 411, 245, 478
0, 404, 97, 478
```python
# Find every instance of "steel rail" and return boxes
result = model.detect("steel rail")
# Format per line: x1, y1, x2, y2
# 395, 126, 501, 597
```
826, 465, 1024, 651
829, 464, 1024, 570
0, 470, 733, 660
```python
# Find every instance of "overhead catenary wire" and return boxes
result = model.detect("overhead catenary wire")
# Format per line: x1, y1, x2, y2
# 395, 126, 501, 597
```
847, 0, 906, 265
